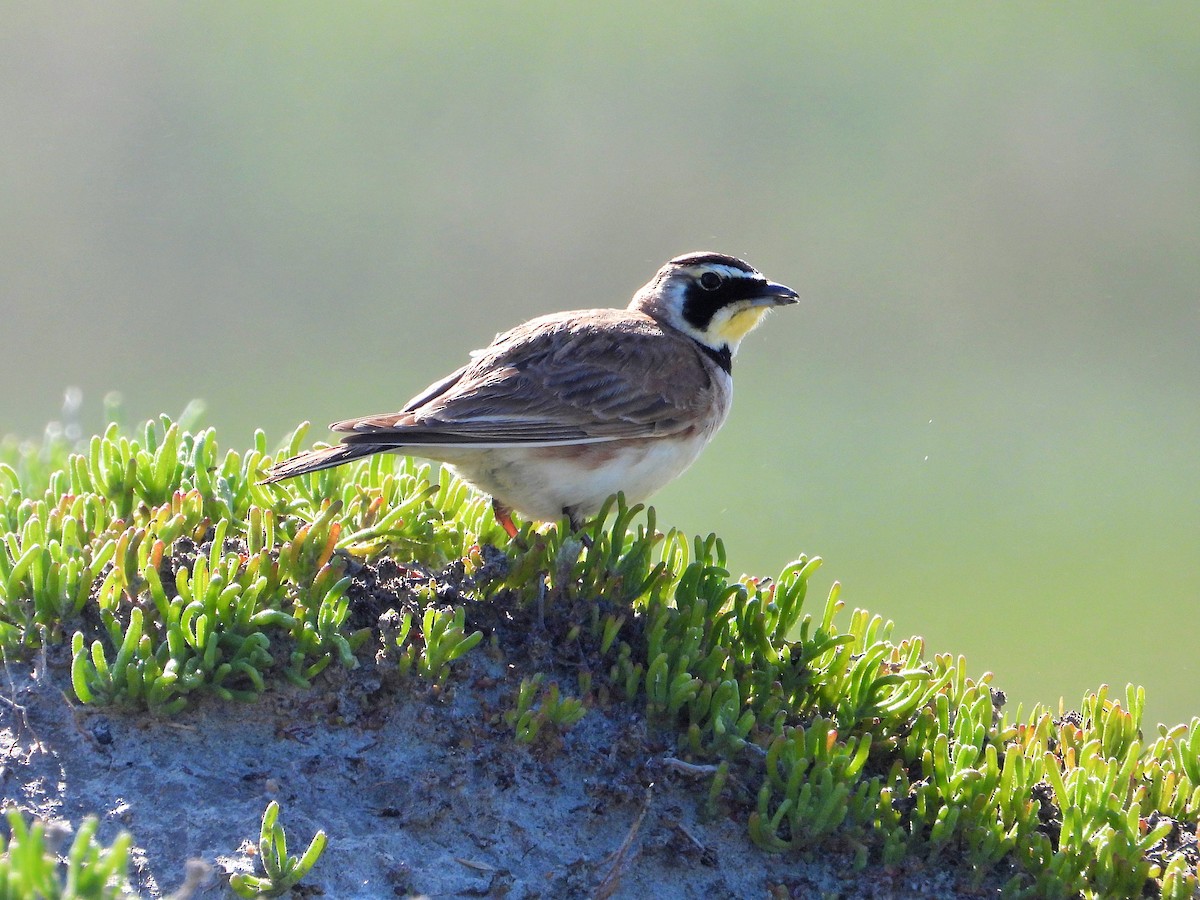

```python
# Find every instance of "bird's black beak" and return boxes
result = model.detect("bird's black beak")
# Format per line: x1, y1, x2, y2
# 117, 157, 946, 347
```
749, 280, 800, 307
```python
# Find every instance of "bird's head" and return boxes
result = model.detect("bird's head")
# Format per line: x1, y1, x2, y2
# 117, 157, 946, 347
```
631, 252, 799, 360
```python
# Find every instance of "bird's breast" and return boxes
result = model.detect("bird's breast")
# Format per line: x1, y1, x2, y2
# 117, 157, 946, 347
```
441, 425, 721, 523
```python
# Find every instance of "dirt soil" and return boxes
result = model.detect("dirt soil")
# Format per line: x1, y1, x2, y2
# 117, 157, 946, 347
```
0, 555, 1011, 899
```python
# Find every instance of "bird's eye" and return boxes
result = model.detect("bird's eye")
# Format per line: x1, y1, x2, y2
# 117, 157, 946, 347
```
699, 271, 723, 291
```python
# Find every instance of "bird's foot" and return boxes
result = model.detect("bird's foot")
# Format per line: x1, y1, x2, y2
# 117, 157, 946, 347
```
492, 498, 520, 539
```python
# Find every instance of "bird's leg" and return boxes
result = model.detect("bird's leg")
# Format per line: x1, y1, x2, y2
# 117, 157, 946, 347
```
562, 506, 593, 550
492, 498, 519, 539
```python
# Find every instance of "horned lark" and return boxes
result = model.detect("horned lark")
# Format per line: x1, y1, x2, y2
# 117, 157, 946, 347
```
265, 252, 799, 536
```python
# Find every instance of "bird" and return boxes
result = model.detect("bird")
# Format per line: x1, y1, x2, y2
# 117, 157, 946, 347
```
263, 252, 799, 537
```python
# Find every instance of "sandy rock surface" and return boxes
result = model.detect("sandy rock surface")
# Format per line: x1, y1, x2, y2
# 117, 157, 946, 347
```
2, 646, 1000, 899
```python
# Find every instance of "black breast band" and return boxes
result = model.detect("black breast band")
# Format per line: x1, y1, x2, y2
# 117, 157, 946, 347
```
693, 340, 732, 375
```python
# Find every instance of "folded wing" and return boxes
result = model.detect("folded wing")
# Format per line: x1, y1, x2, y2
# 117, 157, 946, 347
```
333, 310, 715, 448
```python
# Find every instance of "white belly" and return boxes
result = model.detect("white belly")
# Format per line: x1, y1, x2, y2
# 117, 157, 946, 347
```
421, 366, 734, 523
440, 430, 716, 522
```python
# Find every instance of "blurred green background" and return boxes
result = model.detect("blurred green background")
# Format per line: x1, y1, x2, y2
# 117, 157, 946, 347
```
2, 4, 1197, 725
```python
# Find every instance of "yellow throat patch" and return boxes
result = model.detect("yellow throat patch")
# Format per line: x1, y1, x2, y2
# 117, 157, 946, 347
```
711, 306, 770, 346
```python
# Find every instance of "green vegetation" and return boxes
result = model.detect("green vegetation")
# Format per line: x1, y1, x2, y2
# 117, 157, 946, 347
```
229, 802, 327, 899
0, 801, 319, 900
0, 811, 130, 900
505, 673, 589, 744
1, 414, 1198, 898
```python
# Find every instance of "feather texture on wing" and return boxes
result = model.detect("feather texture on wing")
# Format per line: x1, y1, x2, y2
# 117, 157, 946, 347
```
331, 309, 720, 448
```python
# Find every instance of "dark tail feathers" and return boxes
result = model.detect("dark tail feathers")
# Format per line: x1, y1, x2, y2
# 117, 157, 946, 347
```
261, 443, 383, 483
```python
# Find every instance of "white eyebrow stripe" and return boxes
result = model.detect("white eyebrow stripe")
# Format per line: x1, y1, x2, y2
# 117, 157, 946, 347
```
685, 264, 765, 282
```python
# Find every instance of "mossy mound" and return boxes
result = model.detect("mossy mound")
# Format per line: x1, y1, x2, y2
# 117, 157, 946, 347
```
1, 415, 1197, 898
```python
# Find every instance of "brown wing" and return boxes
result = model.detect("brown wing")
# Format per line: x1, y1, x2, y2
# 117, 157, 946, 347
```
332, 309, 717, 447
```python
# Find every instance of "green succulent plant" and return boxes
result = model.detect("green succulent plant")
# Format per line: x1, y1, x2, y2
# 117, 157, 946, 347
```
2, 409, 1198, 898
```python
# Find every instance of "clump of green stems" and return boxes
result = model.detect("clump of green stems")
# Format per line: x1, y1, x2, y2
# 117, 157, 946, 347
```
505, 674, 589, 744
229, 801, 327, 898
0, 809, 131, 900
